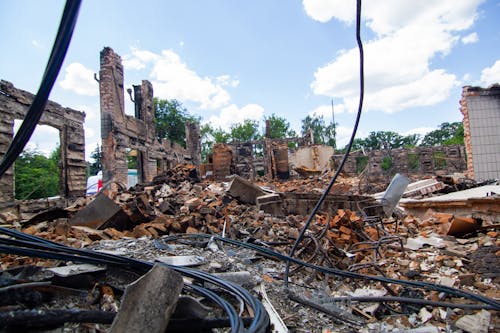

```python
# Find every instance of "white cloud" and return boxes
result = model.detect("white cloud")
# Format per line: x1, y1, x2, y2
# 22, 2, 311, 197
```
336, 126, 364, 149
60, 63, 98, 96
461, 32, 479, 44
205, 104, 264, 131
308, 103, 346, 120
480, 60, 500, 86
403, 127, 436, 138
123, 48, 236, 110
14, 121, 59, 156
305, 0, 484, 113
303, 0, 354, 24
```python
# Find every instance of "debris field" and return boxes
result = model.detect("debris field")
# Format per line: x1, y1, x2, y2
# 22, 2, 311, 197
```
0, 164, 499, 333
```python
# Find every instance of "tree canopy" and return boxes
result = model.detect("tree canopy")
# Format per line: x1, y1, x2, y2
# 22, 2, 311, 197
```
266, 114, 297, 139
154, 98, 198, 147
301, 114, 336, 147
87, 144, 102, 176
230, 119, 261, 142
15, 147, 60, 200
421, 122, 464, 146
350, 131, 420, 151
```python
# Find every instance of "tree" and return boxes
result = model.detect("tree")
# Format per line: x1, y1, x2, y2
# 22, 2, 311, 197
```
15, 148, 59, 200
154, 98, 198, 147
266, 114, 297, 139
301, 115, 336, 147
200, 124, 231, 162
347, 131, 419, 151
421, 122, 464, 146
230, 119, 261, 142
88, 144, 102, 176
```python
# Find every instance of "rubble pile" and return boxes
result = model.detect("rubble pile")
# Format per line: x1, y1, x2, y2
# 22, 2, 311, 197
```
0, 164, 499, 332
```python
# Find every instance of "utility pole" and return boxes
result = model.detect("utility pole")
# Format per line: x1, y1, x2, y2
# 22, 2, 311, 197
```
331, 99, 337, 148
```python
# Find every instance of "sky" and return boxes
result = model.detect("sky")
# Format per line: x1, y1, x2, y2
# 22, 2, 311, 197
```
1, 0, 499, 160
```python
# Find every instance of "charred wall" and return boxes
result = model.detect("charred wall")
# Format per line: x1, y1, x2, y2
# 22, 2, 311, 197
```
333, 145, 467, 184
99, 47, 200, 188
0, 80, 86, 201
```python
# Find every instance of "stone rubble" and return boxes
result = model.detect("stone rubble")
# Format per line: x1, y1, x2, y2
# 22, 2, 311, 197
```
0, 164, 498, 332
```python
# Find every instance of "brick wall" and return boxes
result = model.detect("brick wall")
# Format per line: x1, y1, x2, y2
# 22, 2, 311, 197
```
0, 80, 86, 201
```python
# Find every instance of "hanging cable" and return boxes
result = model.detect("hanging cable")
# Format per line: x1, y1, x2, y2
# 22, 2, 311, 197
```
284, 0, 365, 287
0, 0, 81, 178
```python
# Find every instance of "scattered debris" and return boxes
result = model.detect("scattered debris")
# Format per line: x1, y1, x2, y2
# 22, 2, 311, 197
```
0, 166, 499, 332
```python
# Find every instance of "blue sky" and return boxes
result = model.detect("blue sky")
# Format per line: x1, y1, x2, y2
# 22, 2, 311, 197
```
1, 0, 499, 160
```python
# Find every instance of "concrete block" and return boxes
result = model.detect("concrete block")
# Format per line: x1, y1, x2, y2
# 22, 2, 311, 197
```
110, 264, 183, 333
227, 176, 266, 205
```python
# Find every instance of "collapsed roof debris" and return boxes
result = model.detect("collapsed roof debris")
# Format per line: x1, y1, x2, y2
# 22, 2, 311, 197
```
0, 164, 499, 332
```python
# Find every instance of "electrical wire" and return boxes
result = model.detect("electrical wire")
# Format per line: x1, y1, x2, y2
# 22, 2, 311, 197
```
285, 0, 365, 288
0, 0, 81, 178
161, 233, 500, 310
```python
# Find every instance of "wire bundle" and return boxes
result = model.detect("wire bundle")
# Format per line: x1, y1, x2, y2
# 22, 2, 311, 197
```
0, 227, 269, 333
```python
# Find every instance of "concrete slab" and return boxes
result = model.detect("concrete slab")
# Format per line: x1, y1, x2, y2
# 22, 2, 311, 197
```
110, 264, 183, 333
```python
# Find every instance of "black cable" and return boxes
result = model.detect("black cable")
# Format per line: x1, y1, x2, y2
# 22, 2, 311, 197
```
163, 234, 500, 310
0, 0, 81, 178
285, 0, 365, 287
0, 228, 269, 333
186, 284, 243, 333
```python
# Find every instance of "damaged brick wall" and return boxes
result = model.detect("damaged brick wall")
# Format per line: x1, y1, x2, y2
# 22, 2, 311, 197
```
0, 80, 86, 201
99, 47, 200, 187
460, 84, 500, 181
334, 145, 467, 181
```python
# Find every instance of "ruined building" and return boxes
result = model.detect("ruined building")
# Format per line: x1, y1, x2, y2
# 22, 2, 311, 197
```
0, 80, 87, 202
460, 84, 500, 181
98, 47, 200, 187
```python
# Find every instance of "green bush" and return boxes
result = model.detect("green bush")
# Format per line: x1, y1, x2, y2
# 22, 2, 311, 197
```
381, 156, 393, 171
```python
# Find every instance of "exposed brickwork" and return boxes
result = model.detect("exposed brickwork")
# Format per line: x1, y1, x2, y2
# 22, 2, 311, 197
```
98, 47, 200, 188
333, 145, 467, 188
212, 143, 234, 180
0, 80, 86, 201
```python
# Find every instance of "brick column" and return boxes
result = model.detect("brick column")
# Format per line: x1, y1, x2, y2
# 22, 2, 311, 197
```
99, 47, 127, 187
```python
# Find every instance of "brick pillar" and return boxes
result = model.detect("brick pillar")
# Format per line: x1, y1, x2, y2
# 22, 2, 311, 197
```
99, 47, 127, 187
134, 80, 157, 183
185, 121, 201, 166
213, 144, 233, 180
460, 86, 474, 179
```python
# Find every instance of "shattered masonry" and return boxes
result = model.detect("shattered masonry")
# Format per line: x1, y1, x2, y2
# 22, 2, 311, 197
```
334, 145, 467, 191
0, 80, 87, 201
99, 47, 200, 187
460, 84, 500, 181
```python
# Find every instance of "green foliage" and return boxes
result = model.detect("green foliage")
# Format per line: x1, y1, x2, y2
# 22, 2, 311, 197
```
266, 114, 297, 139
356, 156, 368, 174
348, 131, 420, 152
421, 122, 464, 146
408, 153, 420, 170
127, 150, 137, 169
154, 98, 198, 147
433, 151, 447, 169
230, 119, 261, 142
301, 115, 336, 147
200, 124, 231, 162
15, 148, 60, 200
87, 144, 102, 176
381, 156, 393, 171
